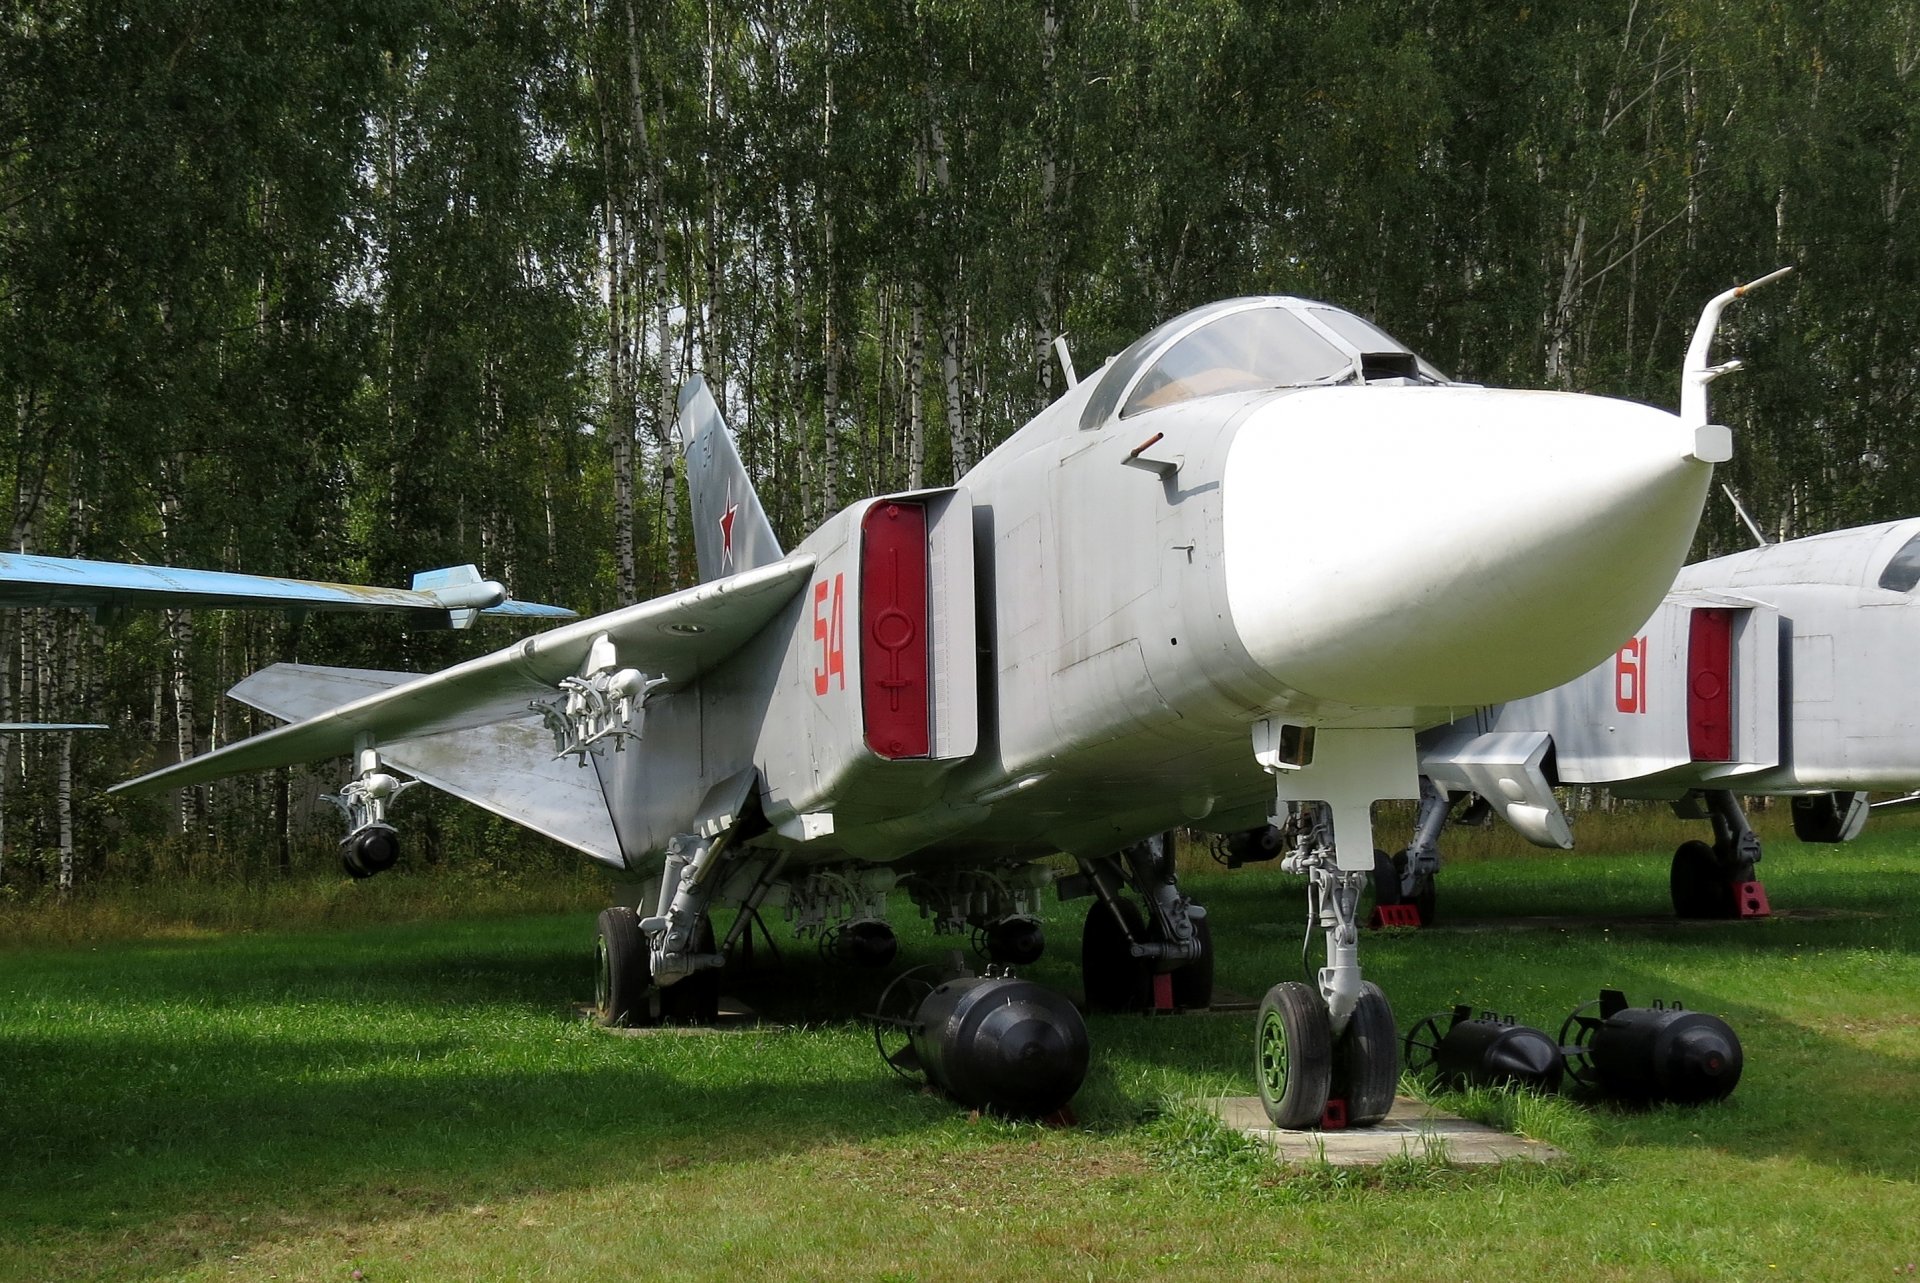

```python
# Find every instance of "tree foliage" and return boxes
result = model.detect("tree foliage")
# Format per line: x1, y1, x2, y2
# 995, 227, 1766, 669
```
1, 0, 1916, 888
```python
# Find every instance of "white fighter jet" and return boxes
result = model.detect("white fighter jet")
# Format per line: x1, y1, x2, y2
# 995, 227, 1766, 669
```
1411, 512, 1920, 921
113, 274, 1784, 1128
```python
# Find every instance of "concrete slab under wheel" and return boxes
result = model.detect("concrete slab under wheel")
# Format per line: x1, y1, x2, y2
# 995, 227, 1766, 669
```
1210, 1094, 1564, 1167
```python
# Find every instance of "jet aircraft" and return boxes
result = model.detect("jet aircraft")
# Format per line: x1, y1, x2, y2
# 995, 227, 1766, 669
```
1409, 513, 1920, 920
113, 276, 1783, 1128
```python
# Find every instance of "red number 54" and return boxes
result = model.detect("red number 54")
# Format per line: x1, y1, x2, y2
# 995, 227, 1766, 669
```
813, 573, 846, 695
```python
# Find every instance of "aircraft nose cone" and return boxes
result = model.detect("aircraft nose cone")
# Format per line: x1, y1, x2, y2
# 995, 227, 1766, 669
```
1223, 387, 1711, 709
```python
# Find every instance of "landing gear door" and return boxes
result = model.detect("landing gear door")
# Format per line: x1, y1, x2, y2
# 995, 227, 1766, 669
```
1694, 602, 1780, 781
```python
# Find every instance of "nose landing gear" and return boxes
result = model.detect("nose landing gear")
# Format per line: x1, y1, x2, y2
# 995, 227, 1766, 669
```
1252, 724, 1418, 1129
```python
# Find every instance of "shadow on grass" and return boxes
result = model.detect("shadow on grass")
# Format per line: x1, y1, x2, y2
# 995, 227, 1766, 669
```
0, 921, 977, 1278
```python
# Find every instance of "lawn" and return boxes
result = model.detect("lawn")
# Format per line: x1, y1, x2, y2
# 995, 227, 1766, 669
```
4, 820, 1919, 1281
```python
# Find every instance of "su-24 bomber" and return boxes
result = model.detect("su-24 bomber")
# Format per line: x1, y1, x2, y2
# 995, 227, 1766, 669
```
1387, 511, 1920, 924
116, 270, 1790, 1129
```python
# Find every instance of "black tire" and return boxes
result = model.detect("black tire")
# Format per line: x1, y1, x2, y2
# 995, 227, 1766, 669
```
1791, 792, 1858, 844
659, 914, 722, 1024
1670, 839, 1732, 919
1081, 899, 1154, 1013
1168, 908, 1215, 1011
594, 907, 650, 1027
1370, 848, 1401, 906
1394, 849, 1438, 926
1255, 981, 1333, 1128
1331, 982, 1399, 1126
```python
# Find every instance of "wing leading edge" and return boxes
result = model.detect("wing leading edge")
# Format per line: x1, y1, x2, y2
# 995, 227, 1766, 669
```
0, 553, 577, 627
110, 553, 816, 796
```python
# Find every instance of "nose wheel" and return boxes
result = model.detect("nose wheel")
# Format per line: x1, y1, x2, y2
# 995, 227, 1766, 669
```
1256, 981, 1332, 1128
1255, 978, 1399, 1129
1332, 981, 1399, 1125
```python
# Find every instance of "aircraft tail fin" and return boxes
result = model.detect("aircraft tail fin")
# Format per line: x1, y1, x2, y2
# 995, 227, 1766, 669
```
676, 376, 783, 584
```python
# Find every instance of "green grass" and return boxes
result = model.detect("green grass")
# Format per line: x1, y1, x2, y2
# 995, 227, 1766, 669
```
5, 822, 1920, 1280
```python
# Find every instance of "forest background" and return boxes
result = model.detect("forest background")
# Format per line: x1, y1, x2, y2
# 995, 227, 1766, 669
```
2, 0, 1916, 895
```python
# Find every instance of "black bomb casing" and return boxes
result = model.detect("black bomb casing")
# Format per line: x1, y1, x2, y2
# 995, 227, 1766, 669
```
1405, 1005, 1565, 1093
340, 824, 399, 879
905, 970, 1089, 1117
1563, 989, 1744, 1105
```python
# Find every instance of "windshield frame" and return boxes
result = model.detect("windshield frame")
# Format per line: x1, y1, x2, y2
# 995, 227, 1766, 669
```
1079, 296, 1446, 430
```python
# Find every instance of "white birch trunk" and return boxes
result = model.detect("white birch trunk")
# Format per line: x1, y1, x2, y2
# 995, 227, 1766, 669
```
908, 281, 926, 490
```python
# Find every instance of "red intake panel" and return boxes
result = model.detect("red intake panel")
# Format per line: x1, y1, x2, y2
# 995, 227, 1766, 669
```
861, 501, 931, 758
1688, 608, 1734, 762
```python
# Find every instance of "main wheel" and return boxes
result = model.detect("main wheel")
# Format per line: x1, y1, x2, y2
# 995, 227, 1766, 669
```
1370, 848, 1401, 907
659, 914, 722, 1024
594, 906, 651, 1027
1081, 899, 1154, 1013
1391, 849, 1438, 925
1670, 839, 1731, 919
1168, 908, 1214, 1011
1255, 981, 1333, 1129
1331, 982, 1399, 1126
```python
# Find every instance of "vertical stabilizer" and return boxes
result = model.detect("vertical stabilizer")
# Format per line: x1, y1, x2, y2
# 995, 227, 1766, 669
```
676, 376, 784, 583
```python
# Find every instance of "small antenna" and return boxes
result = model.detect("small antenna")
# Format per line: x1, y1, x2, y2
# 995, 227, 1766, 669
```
1722, 483, 1771, 548
1053, 334, 1078, 389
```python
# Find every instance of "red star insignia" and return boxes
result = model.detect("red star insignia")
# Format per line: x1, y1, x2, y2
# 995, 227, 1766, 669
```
719, 501, 738, 567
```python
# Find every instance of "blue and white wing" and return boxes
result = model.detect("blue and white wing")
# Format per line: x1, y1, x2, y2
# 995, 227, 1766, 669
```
0, 553, 576, 628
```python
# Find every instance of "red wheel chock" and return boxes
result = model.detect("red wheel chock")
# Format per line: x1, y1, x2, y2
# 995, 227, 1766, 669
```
1151, 972, 1175, 1013
1320, 1098, 1349, 1130
1734, 880, 1771, 918
1369, 903, 1422, 929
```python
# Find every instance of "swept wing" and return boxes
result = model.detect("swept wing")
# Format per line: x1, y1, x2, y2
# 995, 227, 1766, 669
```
227, 664, 623, 864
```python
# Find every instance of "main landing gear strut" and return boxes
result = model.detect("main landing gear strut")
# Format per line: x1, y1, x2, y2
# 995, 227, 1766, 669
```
1252, 725, 1416, 1129
1669, 789, 1772, 919
593, 830, 730, 1026
1067, 832, 1213, 1013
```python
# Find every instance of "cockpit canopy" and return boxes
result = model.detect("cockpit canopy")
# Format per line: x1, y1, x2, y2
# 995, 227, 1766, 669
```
1079, 297, 1449, 431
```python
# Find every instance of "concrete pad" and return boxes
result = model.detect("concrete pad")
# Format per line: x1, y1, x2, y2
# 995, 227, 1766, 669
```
1210, 1094, 1564, 1167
